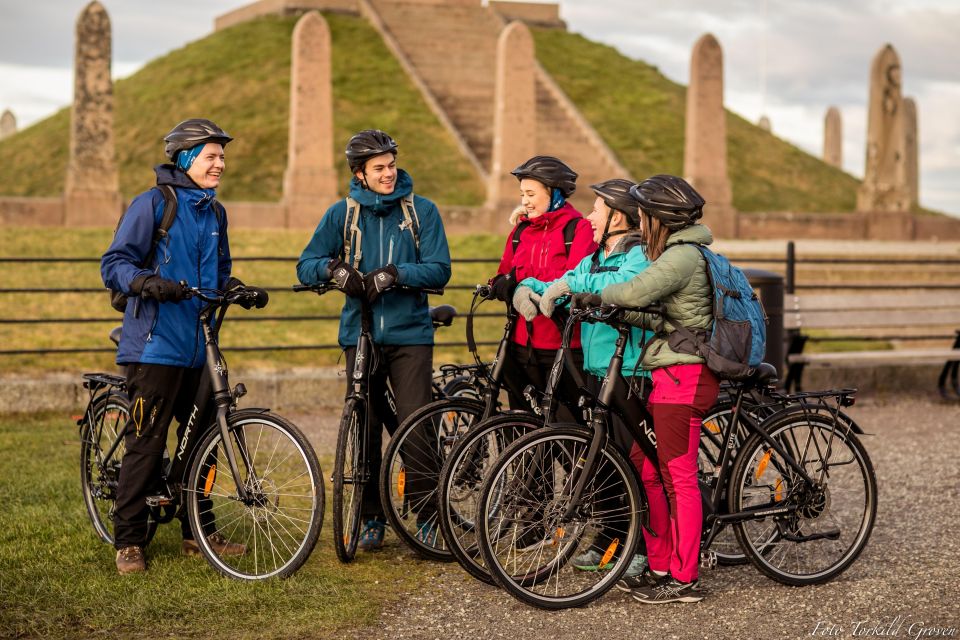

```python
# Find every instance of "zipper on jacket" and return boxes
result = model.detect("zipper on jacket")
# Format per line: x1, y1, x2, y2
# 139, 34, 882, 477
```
379, 217, 385, 333
191, 201, 203, 367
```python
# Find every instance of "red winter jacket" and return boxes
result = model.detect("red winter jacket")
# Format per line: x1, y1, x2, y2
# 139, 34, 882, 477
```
496, 203, 597, 349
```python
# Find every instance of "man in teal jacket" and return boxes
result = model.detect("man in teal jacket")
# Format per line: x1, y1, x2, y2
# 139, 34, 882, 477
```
297, 130, 451, 549
514, 179, 654, 580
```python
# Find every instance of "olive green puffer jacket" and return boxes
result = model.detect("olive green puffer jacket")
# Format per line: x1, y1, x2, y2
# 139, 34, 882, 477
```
601, 224, 714, 370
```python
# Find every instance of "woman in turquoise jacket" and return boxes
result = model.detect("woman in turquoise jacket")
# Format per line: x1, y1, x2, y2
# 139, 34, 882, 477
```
513, 179, 654, 580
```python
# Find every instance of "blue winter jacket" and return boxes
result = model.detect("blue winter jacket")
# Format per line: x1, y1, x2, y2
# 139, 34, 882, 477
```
520, 235, 653, 378
296, 170, 452, 347
101, 165, 232, 367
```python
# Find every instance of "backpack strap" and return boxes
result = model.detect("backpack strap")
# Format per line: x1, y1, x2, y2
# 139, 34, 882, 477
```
511, 219, 532, 255
561, 218, 579, 257
343, 196, 363, 269
143, 184, 178, 269
400, 194, 421, 263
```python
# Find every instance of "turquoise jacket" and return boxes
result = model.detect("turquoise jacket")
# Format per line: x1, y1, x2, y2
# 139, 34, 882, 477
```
520, 235, 652, 378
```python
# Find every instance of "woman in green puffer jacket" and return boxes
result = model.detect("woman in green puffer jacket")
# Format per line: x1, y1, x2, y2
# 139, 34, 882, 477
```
599, 175, 721, 605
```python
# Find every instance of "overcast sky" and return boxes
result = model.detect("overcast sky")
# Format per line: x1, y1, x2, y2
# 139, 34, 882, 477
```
1, 0, 957, 216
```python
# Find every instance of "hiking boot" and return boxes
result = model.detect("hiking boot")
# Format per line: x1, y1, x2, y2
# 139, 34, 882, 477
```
182, 532, 247, 557
415, 521, 439, 547
615, 561, 661, 593
358, 519, 386, 551
572, 549, 608, 571
116, 546, 146, 574
631, 575, 704, 604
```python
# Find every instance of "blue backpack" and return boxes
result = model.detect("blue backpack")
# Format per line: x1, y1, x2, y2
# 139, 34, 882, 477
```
669, 244, 767, 380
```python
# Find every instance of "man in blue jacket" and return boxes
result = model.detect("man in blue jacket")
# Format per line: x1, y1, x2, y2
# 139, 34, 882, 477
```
101, 119, 266, 574
297, 129, 451, 549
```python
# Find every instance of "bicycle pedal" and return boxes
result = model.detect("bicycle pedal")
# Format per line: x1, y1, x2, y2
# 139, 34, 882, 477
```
700, 550, 718, 570
145, 494, 174, 507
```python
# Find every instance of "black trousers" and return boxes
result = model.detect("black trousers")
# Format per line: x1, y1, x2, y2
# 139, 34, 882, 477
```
114, 363, 213, 549
500, 342, 585, 423
343, 344, 434, 521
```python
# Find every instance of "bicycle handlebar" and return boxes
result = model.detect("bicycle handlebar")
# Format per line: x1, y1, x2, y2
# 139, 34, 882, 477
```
292, 283, 444, 296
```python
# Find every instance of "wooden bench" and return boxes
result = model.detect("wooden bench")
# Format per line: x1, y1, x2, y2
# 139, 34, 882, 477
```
783, 291, 960, 397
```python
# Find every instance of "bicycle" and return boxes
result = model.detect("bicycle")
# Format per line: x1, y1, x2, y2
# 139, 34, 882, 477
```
474, 303, 877, 609
294, 281, 445, 563
79, 284, 325, 580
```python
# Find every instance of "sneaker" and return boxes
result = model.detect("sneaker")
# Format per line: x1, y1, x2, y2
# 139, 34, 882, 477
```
631, 575, 704, 604
615, 561, 661, 593
415, 521, 439, 547
182, 532, 247, 557
358, 519, 386, 551
116, 546, 146, 574
572, 549, 608, 571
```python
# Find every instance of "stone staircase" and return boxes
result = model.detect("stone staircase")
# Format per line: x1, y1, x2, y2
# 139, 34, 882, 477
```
366, 0, 631, 212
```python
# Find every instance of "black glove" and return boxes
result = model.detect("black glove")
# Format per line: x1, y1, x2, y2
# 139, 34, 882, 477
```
225, 277, 269, 310
364, 264, 399, 303
327, 258, 364, 298
489, 268, 518, 302
571, 292, 602, 309
140, 276, 189, 303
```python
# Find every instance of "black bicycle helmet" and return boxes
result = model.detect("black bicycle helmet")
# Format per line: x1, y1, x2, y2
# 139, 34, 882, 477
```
510, 155, 578, 198
629, 174, 705, 230
346, 129, 398, 172
591, 179, 640, 227
163, 119, 233, 160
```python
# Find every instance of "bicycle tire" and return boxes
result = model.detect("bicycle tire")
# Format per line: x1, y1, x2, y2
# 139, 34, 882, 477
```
333, 399, 365, 563
79, 391, 159, 546
699, 401, 750, 565
380, 398, 484, 560
729, 411, 877, 586
476, 425, 643, 609
185, 409, 325, 580
437, 413, 541, 584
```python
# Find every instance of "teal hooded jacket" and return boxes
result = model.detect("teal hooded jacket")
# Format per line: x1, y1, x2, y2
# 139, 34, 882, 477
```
520, 235, 652, 378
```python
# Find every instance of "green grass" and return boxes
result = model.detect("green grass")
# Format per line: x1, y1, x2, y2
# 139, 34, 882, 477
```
0, 411, 440, 639
0, 227, 507, 373
532, 28, 862, 213
0, 14, 484, 206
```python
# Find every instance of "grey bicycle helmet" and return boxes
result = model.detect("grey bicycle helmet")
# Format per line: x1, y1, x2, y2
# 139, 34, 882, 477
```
346, 129, 398, 172
163, 119, 233, 160
591, 179, 640, 227
510, 156, 578, 197
629, 174, 705, 230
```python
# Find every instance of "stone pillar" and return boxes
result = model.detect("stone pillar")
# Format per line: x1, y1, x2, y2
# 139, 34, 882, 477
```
856, 44, 909, 213
487, 21, 536, 212
757, 115, 771, 132
823, 106, 842, 169
684, 34, 735, 237
903, 96, 919, 210
64, 1, 121, 226
0, 109, 16, 140
283, 11, 338, 228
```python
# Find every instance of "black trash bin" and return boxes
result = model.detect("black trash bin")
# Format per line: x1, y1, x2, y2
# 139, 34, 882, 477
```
743, 268, 784, 378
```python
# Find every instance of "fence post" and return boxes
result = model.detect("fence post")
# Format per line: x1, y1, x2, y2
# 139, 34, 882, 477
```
744, 268, 785, 377
785, 240, 795, 295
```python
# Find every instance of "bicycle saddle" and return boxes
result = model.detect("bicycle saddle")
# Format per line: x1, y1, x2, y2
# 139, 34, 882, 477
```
430, 305, 457, 327
751, 362, 779, 386
109, 326, 123, 347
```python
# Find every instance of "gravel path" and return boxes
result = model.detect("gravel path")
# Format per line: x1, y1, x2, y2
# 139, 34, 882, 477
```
291, 395, 960, 640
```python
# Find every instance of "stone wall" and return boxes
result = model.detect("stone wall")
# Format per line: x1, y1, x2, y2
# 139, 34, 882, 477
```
738, 211, 960, 241
215, 0, 358, 31
0, 197, 65, 226
489, 1, 564, 28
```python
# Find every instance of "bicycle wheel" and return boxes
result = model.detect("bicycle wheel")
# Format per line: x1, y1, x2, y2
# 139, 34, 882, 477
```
80, 391, 159, 546
699, 401, 750, 565
380, 398, 483, 560
437, 413, 540, 584
185, 410, 324, 580
476, 425, 643, 609
332, 399, 365, 563
729, 411, 877, 586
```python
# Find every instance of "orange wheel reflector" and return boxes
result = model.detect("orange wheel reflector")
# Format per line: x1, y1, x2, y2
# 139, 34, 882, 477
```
756, 450, 772, 479
203, 464, 217, 497
551, 527, 566, 546
397, 468, 406, 498
705, 420, 721, 434
600, 538, 620, 568
774, 478, 783, 502
446, 412, 457, 424
343, 534, 349, 545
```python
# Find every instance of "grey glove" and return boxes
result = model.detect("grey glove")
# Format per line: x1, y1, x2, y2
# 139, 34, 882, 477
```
539, 279, 572, 318
512, 286, 542, 321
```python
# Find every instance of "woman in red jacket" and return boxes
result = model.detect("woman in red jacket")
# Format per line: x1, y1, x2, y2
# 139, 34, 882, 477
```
487, 156, 597, 421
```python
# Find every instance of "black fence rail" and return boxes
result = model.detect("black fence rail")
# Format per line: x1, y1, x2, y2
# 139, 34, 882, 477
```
2, 243, 960, 357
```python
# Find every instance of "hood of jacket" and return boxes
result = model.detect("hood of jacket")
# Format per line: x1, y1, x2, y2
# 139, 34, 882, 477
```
520, 202, 580, 229
154, 163, 217, 198
348, 169, 414, 216
664, 223, 714, 248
